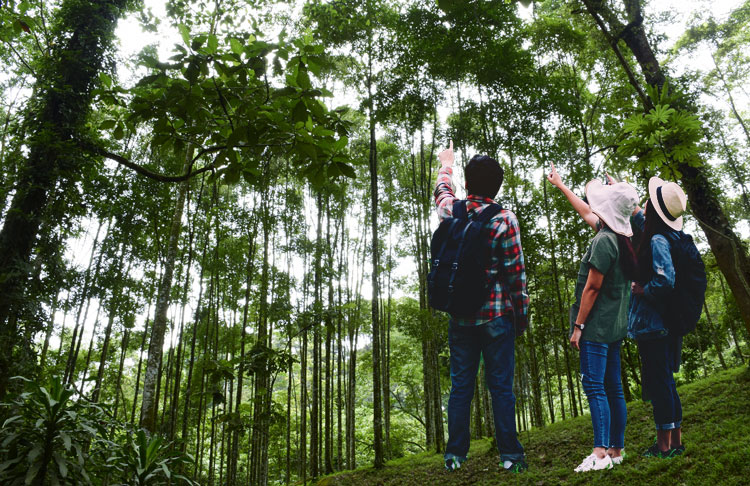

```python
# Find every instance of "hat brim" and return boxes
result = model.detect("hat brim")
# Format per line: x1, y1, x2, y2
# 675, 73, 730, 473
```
648, 177, 683, 231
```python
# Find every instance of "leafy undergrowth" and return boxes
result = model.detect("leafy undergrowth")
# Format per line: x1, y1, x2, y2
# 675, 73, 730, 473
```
316, 366, 750, 486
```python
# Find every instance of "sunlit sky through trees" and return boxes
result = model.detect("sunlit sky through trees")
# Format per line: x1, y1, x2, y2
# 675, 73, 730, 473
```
47, 0, 749, 356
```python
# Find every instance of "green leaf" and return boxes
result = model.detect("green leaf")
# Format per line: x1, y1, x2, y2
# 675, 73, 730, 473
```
185, 59, 200, 83
230, 38, 243, 55
2, 415, 22, 428
99, 119, 116, 130
272, 86, 297, 98
622, 114, 644, 133
26, 460, 41, 484
0, 456, 23, 474
99, 72, 112, 89
53, 452, 68, 478
647, 104, 675, 124
113, 123, 125, 140
60, 431, 72, 452
178, 24, 190, 45
207, 34, 218, 54
292, 101, 308, 123
296, 67, 312, 90
337, 162, 356, 178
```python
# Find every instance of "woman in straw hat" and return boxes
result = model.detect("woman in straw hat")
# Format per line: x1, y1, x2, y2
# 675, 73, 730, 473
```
628, 176, 691, 459
547, 163, 639, 472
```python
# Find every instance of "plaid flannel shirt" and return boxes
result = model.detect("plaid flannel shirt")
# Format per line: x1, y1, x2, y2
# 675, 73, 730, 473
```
434, 166, 529, 334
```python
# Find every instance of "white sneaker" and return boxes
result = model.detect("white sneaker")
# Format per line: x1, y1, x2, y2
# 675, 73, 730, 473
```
574, 453, 613, 472
611, 455, 623, 465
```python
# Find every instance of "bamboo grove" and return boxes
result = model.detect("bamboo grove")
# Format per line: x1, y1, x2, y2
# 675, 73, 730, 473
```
0, 0, 749, 485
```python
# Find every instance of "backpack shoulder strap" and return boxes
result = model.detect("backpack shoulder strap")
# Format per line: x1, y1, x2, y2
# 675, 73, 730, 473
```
475, 203, 503, 224
452, 200, 468, 220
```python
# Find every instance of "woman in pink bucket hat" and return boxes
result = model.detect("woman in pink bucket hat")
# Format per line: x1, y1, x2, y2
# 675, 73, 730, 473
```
547, 164, 639, 472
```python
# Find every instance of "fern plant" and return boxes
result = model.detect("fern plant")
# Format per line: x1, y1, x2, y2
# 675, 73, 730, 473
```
617, 83, 704, 177
0, 377, 195, 485
0, 377, 109, 485
106, 429, 195, 486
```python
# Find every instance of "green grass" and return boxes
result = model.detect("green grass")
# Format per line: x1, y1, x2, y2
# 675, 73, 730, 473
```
316, 365, 750, 486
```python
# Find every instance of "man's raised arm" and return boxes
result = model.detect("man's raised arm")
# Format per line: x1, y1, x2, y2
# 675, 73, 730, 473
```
434, 140, 457, 221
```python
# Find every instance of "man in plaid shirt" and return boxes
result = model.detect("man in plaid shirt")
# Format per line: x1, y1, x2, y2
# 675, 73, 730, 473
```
436, 141, 529, 474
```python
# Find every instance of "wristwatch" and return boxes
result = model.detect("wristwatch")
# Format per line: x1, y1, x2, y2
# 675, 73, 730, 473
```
574, 323, 585, 331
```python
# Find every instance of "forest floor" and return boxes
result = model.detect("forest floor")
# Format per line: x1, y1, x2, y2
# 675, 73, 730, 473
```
315, 365, 750, 486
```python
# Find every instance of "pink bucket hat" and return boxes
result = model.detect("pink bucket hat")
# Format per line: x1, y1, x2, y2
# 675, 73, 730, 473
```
585, 180, 639, 237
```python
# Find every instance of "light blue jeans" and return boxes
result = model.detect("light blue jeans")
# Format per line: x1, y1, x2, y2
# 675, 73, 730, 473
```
579, 340, 627, 449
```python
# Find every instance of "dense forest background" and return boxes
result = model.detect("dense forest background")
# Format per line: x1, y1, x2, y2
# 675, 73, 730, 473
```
0, 0, 748, 484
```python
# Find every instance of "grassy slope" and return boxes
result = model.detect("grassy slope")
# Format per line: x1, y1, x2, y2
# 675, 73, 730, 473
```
317, 366, 750, 486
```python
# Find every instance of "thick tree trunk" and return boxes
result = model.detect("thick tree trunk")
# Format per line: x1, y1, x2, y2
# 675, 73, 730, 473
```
0, 0, 128, 399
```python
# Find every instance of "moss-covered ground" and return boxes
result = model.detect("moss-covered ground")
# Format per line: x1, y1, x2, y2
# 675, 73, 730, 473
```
316, 366, 750, 486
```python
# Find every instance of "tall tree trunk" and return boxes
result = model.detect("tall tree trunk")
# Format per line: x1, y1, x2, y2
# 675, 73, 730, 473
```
180, 189, 215, 451
91, 246, 128, 402
309, 192, 323, 479
229, 217, 256, 486
336, 214, 345, 471
703, 301, 727, 369
131, 295, 153, 425
168, 177, 204, 442
324, 201, 336, 474
250, 187, 272, 486
0, 0, 129, 399
140, 150, 193, 433
64, 220, 108, 385
542, 181, 578, 417
113, 329, 129, 421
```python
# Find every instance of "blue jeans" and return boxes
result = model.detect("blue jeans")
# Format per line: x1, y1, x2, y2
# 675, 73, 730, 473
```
579, 340, 627, 449
445, 316, 524, 462
638, 335, 683, 430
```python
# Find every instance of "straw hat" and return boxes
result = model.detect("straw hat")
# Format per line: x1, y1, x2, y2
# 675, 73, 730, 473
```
648, 176, 687, 231
585, 180, 639, 237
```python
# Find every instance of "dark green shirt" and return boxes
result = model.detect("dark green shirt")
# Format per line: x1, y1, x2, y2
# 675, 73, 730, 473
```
571, 226, 629, 344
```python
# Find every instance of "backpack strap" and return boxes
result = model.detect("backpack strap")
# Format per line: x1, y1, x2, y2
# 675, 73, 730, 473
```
452, 200, 503, 222
452, 200, 467, 220
444, 219, 476, 309
475, 203, 503, 223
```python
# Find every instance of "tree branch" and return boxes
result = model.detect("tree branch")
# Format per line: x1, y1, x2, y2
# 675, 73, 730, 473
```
580, 0, 653, 110
213, 78, 235, 132
82, 141, 291, 183
89, 144, 218, 182
589, 144, 618, 158
390, 388, 425, 428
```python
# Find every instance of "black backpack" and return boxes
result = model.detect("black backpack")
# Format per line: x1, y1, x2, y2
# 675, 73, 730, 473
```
662, 232, 707, 337
427, 201, 502, 317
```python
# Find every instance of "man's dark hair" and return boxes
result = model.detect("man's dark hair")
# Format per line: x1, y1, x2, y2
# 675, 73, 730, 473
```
465, 154, 504, 199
